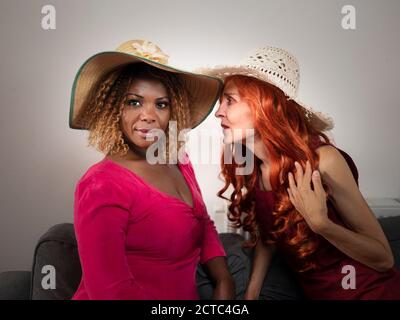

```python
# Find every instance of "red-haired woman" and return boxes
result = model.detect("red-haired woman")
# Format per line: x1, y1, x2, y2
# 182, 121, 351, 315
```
198, 46, 400, 299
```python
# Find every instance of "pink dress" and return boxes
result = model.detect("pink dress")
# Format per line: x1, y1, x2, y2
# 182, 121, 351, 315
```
71, 155, 226, 300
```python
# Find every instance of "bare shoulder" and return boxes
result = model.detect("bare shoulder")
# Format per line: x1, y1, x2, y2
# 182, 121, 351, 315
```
314, 144, 358, 196
315, 145, 348, 175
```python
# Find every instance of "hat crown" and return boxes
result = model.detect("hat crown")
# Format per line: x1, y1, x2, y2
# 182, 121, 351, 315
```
115, 39, 170, 64
240, 46, 300, 98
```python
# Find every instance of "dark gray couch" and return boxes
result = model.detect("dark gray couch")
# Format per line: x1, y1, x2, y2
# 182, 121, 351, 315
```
1, 216, 399, 300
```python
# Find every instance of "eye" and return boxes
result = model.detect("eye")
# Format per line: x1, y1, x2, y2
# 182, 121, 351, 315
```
156, 101, 170, 109
226, 96, 233, 105
126, 99, 141, 107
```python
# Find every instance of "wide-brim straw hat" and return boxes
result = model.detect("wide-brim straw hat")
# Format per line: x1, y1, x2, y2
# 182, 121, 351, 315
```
69, 39, 223, 130
196, 46, 334, 131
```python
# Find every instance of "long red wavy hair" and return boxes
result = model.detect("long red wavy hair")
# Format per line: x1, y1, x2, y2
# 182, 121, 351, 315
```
217, 75, 332, 272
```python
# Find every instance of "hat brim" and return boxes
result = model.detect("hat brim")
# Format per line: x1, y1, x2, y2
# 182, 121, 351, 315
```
196, 65, 334, 132
69, 52, 223, 130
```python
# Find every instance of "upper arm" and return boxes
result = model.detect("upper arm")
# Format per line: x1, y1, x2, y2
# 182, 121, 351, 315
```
74, 175, 151, 299
316, 145, 391, 253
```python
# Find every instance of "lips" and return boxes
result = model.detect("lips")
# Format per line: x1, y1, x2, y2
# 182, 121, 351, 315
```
133, 127, 155, 139
221, 124, 230, 129
135, 128, 151, 133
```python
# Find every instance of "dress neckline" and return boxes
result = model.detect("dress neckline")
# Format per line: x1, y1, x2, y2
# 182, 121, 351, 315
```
101, 158, 196, 210
255, 173, 274, 194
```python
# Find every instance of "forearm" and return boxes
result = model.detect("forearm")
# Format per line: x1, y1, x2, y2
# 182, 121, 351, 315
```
245, 240, 276, 299
204, 256, 235, 300
318, 219, 394, 272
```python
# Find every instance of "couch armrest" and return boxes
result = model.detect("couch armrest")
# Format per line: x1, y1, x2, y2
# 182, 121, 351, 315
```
0, 271, 31, 300
31, 223, 81, 300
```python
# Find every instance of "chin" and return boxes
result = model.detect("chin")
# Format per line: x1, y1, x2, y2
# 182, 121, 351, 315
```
123, 133, 149, 149
131, 139, 155, 149
222, 132, 246, 145
223, 136, 233, 144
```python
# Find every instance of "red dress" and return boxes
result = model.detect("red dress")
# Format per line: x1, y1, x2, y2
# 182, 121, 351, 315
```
255, 136, 400, 299
71, 154, 226, 300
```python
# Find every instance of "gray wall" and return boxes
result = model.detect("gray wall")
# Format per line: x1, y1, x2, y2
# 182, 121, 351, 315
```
1, 0, 399, 272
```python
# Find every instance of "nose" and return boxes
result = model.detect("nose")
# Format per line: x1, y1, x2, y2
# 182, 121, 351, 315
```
214, 101, 225, 119
139, 104, 156, 123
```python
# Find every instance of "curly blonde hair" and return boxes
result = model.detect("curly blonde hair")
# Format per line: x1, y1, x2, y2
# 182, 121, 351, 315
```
75, 63, 191, 161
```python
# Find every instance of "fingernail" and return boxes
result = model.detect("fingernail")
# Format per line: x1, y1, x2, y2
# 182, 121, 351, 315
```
313, 171, 319, 177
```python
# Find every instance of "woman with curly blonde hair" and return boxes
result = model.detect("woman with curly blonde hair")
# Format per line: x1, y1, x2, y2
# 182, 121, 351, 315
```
198, 45, 400, 299
69, 40, 234, 300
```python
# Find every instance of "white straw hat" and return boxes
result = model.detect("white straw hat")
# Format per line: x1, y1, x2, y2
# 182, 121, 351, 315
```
196, 46, 334, 131
69, 39, 223, 130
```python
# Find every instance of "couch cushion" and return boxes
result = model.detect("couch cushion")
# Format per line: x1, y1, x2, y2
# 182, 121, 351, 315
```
197, 233, 251, 299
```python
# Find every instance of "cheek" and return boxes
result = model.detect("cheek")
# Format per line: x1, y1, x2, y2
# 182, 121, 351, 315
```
158, 109, 171, 128
120, 108, 139, 130
227, 104, 254, 129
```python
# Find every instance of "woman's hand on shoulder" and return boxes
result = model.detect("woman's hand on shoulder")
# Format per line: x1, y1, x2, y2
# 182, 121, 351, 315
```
287, 160, 330, 234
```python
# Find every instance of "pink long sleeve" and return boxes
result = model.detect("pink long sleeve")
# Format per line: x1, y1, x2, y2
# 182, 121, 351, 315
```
73, 174, 152, 300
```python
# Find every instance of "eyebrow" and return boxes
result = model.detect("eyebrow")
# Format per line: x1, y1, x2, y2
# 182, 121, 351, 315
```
223, 92, 238, 98
124, 93, 169, 100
